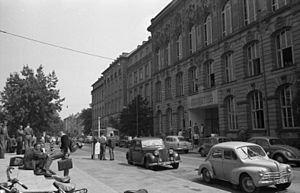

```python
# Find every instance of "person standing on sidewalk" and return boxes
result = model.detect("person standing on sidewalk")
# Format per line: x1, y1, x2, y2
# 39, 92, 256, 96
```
107, 133, 115, 161
0, 121, 9, 158
24, 123, 34, 149
99, 133, 107, 160
16, 125, 25, 154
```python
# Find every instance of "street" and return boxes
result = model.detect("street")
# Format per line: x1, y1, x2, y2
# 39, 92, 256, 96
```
71, 144, 300, 193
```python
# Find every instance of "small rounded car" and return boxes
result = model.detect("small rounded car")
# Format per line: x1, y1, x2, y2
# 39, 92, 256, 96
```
126, 137, 180, 170
164, 135, 192, 153
248, 136, 300, 166
198, 136, 231, 157
198, 142, 294, 193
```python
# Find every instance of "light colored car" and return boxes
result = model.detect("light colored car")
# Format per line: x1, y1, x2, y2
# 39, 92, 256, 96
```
126, 137, 181, 170
248, 136, 300, 166
198, 142, 293, 193
165, 136, 192, 153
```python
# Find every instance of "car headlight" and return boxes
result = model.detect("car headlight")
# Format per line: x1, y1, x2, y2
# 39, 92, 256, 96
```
153, 150, 159, 156
285, 151, 295, 158
169, 149, 174, 154
287, 166, 292, 173
258, 170, 265, 177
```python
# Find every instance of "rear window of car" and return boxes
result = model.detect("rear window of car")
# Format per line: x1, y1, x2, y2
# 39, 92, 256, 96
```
178, 137, 186, 142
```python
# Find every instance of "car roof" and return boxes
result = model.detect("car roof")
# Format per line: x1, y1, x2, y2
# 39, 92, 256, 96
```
213, 141, 258, 149
166, 135, 184, 138
134, 137, 162, 141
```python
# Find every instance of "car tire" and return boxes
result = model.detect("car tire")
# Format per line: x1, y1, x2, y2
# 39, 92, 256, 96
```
275, 182, 291, 190
199, 149, 206, 157
144, 158, 152, 170
202, 168, 212, 183
240, 174, 258, 193
274, 154, 286, 163
172, 163, 179, 169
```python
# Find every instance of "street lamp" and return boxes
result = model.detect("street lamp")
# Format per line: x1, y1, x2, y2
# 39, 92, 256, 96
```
98, 117, 101, 138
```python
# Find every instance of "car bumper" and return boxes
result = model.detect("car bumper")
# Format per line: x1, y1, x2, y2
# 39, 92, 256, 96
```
257, 174, 294, 187
148, 160, 180, 167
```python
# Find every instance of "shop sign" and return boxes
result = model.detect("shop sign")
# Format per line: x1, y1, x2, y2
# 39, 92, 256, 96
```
188, 90, 218, 108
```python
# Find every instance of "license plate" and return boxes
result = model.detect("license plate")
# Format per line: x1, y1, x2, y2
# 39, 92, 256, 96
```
275, 178, 288, 184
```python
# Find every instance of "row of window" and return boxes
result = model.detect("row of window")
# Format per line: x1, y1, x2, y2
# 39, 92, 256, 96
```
129, 61, 152, 86
156, 0, 290, 71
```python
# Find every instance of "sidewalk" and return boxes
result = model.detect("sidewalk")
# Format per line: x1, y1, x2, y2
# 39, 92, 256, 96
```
0, 150, 118, 193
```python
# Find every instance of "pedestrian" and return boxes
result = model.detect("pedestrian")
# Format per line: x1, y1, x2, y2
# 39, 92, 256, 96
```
24, 123, 34, 149
99, 133, 107, 160
9, 135, 17, 153
16, 125, 25, 155
107, 133, 116, 161
0, 121, 9, 159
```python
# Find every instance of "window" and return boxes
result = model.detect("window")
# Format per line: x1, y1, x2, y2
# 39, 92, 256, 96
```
145, 84, 150, 103
188, 67, 198, 94
156, 49, 162, 70
145, 63, 149, 78
211, 149, 222, 159
157, 111, 163, 134
165, 41, 171, 66
139, 68, 143, 81
176, 73, 184, 96
206, 61, 215, 88
176, 34, 183, 60
166, 108, 173, 131
134, 71, 137, 84
276, 29, 293, 68
177, 107, 184, 131
224, 150, 237, 160
189, 25, 197, 54
224, 53, 235, 82
226, 96, 237, 131
247, 42, 261, 76
244, 0, 257, 25
156, 81, 162, 102
204, 15, 212, 45
272, 0, 288, 11
280, 86, 299, 128
165, 77, 172, 99
222, 2, 232, 37
250, 91, 265, 129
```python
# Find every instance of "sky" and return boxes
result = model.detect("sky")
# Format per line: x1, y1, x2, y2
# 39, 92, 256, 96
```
0, 0, 172, 119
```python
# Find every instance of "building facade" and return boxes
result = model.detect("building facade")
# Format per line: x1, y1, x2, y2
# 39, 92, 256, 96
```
147, 0, 300, 143
91, 53, 129, 132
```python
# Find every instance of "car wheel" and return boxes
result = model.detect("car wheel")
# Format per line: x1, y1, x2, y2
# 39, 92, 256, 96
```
172, 163, 179, 169
202, 168, 212, 183
184, 150, 189, 154
199, 149, 206, 157
274, 154, 286, 163
240, 174, 258, 193
275, 182, 291, 190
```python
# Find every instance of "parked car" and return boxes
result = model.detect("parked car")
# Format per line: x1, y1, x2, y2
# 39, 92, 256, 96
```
164, 135, 192, 153
198, 142, 294, 193
198, 136, 232, 157
119, 136, 132, 148
248, 136, 300, 166
126, 137, 181, 170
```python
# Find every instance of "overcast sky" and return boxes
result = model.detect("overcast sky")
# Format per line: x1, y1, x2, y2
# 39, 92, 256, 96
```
0, 0, 172, 119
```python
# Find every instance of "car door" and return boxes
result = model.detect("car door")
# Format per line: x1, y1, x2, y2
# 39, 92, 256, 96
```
209, 148, 224, 180
222, 149, 239, 181
132, 140, 143, 164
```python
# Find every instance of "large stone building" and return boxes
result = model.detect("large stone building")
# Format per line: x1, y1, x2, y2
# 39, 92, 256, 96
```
91, 0, 300, 145
147, 0, 300, 143
91, 53, 128, 132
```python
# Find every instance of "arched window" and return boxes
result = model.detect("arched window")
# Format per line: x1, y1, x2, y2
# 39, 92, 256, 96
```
188, 67, 198, 94
155, 81, 162, 102
166, 108, 173, 133
246, 41, 261, 76
176, 72, 184, 96
272, 0, 289, 11
250, 91, 265, 129
204, 15, 212, 45
225, 96, 237, 131
176, 34, 183, 60
189, 25, 197, 54
222, 1, 232, 36
279, 85, 299, 128
165, 77, 172, 99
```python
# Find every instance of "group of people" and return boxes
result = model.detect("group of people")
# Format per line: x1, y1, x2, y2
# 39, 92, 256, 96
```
16, 123, 36, 154
93, 133, 116, 161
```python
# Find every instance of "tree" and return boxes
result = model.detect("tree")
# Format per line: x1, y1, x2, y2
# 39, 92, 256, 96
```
120, 95, 153, 137
79, 107, 92, 135
0, 65, 64, 135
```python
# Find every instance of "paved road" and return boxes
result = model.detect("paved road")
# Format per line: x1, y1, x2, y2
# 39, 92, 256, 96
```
77, 144, 300, 193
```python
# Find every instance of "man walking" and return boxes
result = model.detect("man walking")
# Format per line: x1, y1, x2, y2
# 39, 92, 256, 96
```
107, 133, 116, 161
99, 133, 107, 160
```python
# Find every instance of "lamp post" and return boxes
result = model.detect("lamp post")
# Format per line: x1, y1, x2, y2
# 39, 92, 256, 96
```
98, 116, 101, 138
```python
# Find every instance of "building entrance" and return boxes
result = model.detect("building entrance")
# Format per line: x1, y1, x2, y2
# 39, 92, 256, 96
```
204, 108, 219, 137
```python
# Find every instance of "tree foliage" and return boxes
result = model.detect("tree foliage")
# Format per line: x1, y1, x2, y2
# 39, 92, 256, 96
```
119, 95, 153, 137
79, 107, 92, 135
0, 65, 64, 135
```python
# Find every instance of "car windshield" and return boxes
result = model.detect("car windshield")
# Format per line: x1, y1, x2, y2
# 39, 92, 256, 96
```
269, 138, 285, 145
178, 137, 186, 142
142, 139, 164, 148
236, 145, 266, 159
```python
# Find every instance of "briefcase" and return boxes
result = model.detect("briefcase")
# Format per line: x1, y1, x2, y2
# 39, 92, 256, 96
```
57, 158, 73, 171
